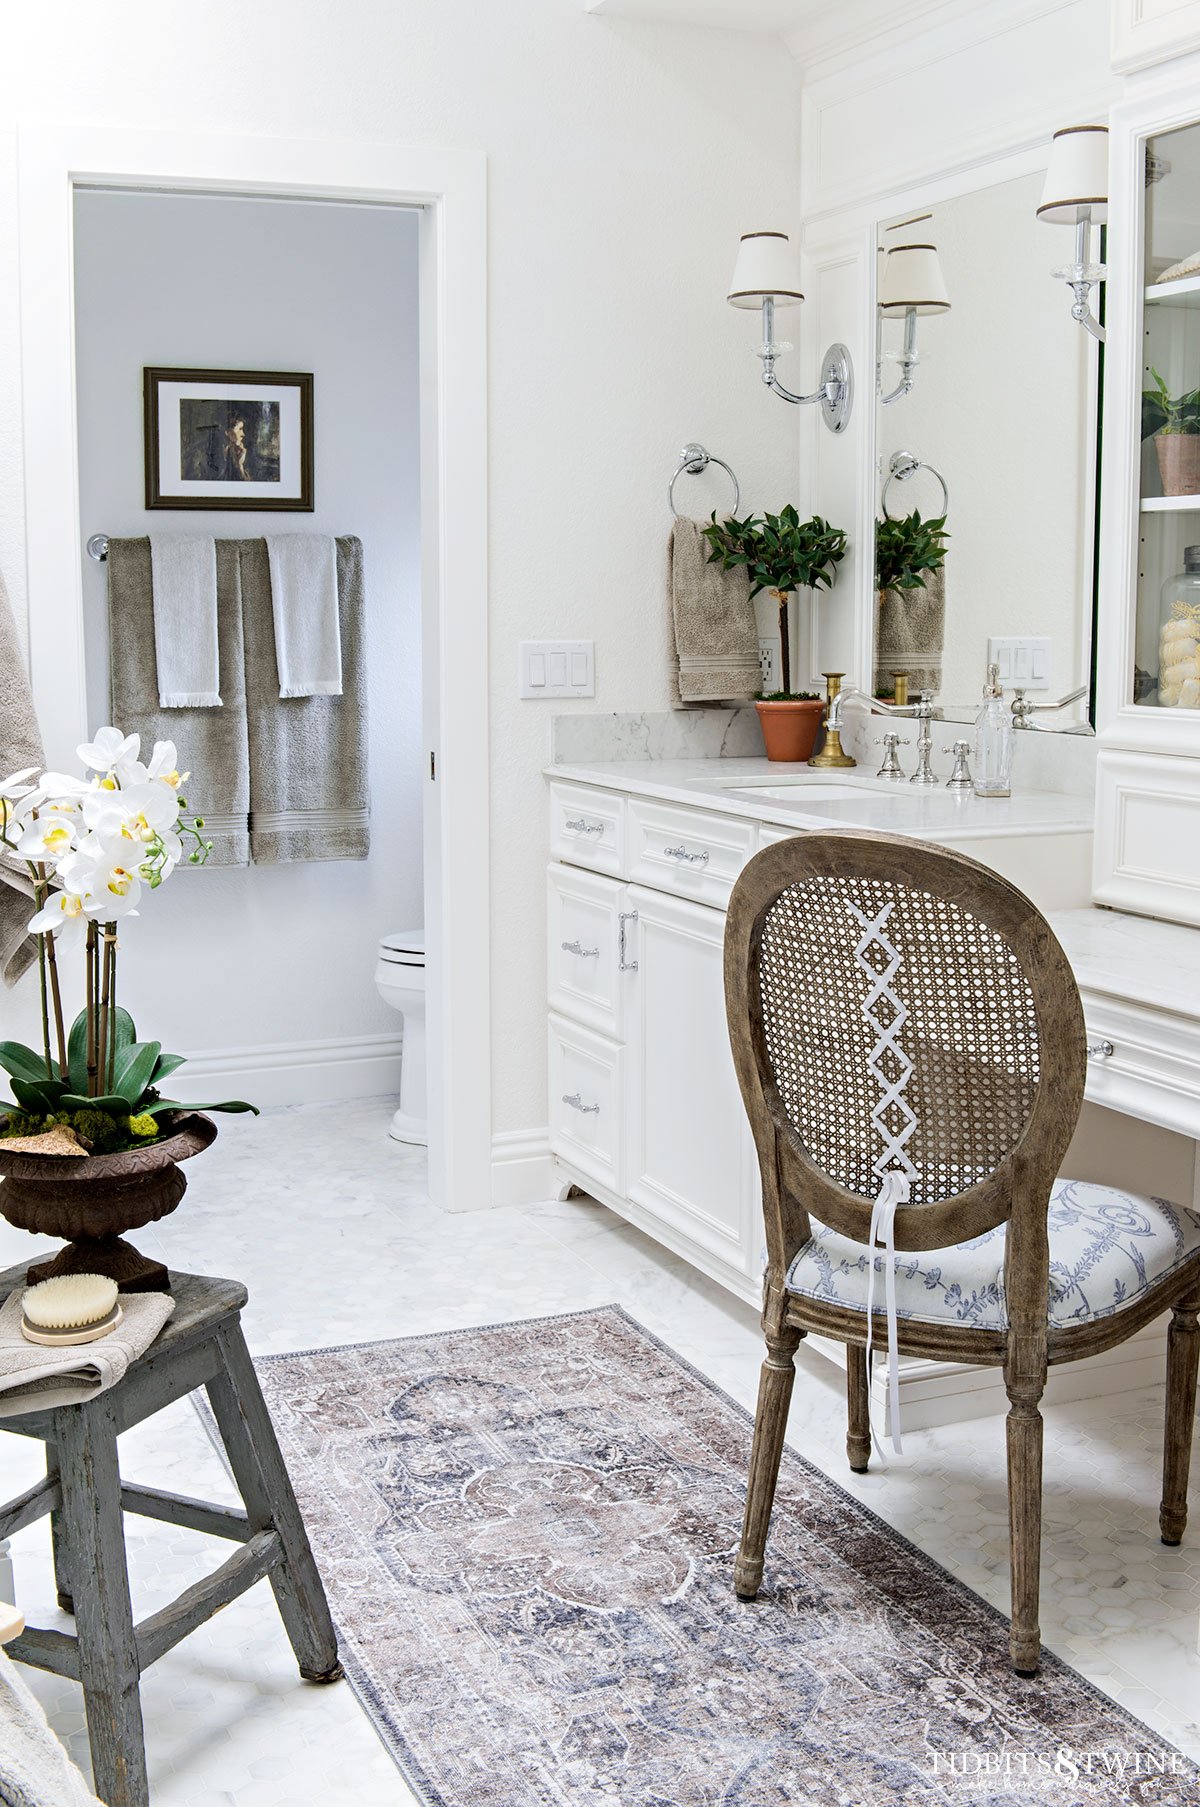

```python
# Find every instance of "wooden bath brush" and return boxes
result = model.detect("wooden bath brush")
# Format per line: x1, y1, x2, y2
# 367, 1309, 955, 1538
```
20, 1274, 122, 1346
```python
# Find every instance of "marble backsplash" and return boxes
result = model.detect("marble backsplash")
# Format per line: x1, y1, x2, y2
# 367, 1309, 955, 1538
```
552, 706, 1098, 798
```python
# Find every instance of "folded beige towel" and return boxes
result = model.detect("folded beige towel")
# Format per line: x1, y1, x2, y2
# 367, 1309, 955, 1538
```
242, 536, 369, 863
0, 570, 44, 989
668, 519, 760, 705
0, 1287, 174, 1420
875, 564, 946, 698
266, 533, 341, 697
150, 534, 221, 707
108, 537, 251, 867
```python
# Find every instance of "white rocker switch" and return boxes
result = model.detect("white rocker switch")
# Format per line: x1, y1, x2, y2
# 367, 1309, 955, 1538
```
519, 641, 595, 699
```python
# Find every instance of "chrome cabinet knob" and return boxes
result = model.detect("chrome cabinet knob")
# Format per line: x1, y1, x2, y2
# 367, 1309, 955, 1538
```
664, 844, 709, 865
564, 816, 603, 836
562, 1092, 600, 1115
1086, 1038, 1115, 1060
561, 939, 600, 959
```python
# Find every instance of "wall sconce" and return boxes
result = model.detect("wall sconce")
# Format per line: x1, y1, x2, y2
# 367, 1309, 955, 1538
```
877, 237, 951, 405
727, 231, 853, 432
1037, 124, 1108, 343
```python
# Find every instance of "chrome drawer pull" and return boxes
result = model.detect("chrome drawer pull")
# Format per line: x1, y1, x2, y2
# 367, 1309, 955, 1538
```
561, 939, 600, 959
1087, 1038, 1115, 1060
562, 1092, 600, 1115
619, 909, 638, 972
565, 816, 604, 836
664, 843, 710, 865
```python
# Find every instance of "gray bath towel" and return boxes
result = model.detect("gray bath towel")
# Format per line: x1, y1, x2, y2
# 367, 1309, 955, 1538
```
108, 538, 250, 867
0, 1286, 174, 1419
0, 571, 44, 988
241, 536, 369, 862
669, 518, 760, 705
874, 564, 946, 697
150, 534, 221, 707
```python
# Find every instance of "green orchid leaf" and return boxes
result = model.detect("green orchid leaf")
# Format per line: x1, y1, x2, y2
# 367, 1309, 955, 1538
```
145, 1098, 260, 1117
110, 1040, 162, 1109
0, 1042, 58, 1084
151, 1052, 187, 1084
10, 1077, 56, 1114
67, 1008, 137, 1092
57, 1093, 132, 1115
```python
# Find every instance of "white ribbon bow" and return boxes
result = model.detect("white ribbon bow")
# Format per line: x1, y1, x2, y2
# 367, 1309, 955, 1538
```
864, 1167, 910, 1457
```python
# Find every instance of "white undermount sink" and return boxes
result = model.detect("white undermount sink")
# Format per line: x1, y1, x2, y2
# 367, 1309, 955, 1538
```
726, 781, 884, 803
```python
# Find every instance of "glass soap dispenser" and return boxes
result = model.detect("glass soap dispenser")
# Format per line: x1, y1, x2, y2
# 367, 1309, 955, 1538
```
1157, 546, 1200, 708
973, 662, 1013, 797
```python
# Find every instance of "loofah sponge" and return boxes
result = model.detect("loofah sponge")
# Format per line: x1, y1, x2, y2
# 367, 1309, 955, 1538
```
20, 1274, 123, 1346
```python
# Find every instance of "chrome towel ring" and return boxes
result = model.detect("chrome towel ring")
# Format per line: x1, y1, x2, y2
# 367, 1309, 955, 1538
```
881, 449, 949, 520
668, 442, 741, 519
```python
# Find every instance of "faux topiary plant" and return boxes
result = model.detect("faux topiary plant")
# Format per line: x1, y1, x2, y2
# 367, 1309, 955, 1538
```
0, 726, 257, 1155
875, 510, 949, 597
701, 507, 847, 696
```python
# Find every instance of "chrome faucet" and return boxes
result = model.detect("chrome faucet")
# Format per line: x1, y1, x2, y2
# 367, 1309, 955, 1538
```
1010, 684, 1089, 730
826, 685, 942, 785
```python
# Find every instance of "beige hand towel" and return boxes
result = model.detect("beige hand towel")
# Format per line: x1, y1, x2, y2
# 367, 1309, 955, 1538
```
0, 1287, 174, 1419
266, 533, 341, 697
0, 1650, 103, 1805
108, 537, 251, 867
0, 570, 44, 989
874, 564, 946, 698
150, 534, 221, 707
242, 536, 369, 862
668, 518, 760, 704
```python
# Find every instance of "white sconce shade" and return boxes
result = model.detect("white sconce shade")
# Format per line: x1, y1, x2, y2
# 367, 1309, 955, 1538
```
727, 231, 804, 309
878, 243, 950, 316
1037, 125, 1109, 224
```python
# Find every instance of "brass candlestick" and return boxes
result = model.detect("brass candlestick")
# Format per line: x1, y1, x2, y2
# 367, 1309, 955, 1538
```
808, 671, 858, 769
891, 670, 910, 707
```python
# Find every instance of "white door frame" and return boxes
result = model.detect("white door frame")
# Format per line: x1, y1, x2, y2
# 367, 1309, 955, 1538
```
16, 122, 491, 1213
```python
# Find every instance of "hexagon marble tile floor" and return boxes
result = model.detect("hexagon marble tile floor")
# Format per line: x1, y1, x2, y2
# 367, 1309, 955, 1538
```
0, 1096, 1197, 1807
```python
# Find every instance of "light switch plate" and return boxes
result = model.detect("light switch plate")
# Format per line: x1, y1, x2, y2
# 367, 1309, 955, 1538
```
519, 639, 595, 699
987, 635, 1052, 691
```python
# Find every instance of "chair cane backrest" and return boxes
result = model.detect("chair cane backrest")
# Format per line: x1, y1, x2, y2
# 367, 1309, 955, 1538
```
724, 832, 1087, 1264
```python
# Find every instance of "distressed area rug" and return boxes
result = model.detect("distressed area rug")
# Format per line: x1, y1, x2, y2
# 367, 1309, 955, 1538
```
250, 1307, 1199, 1806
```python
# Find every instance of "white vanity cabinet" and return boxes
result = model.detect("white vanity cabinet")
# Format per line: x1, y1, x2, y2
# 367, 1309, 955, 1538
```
547, 781, 763, 1301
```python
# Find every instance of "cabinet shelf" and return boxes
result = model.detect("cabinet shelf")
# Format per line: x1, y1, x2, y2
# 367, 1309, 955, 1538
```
1145, 273, 1200, 308
1141, 494, 1200, 512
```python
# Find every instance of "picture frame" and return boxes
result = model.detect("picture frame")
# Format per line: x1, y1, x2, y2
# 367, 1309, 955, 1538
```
143, 366, 314, 511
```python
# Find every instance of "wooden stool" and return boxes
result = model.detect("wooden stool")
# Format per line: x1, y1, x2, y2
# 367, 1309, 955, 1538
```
0, 1263, 342, 1807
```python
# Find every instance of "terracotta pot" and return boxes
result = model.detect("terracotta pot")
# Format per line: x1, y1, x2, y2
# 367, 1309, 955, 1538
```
1155, 434, 1200, 497
0, 1111, 217, 1291
755, 699, 825, 763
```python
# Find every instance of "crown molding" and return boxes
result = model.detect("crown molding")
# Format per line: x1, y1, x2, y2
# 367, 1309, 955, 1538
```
786, 0, 1081, 78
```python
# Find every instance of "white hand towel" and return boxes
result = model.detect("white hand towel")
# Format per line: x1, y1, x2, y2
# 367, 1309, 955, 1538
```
149, 534, 221, 707
266, 534, 342, 698
0, 1287, 175, 1419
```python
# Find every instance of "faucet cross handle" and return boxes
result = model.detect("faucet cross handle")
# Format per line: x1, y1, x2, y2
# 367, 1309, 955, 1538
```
874, 731, 910, 781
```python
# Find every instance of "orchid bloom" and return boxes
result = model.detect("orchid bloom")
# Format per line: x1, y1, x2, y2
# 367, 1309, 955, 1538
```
77, 727, 141, 784
27, 885, 89, 944
83, 782, 180, 845
146, 741, 190, 791
56, 842, 142, 921
0, 767, 40, 846
16, 813, 77, 866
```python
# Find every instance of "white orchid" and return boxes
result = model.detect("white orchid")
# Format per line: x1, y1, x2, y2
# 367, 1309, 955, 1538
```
146, 741, 190, 791
27, 886, 89, 946
0, 767, 41, 846
83, 781, 180, 846
77, 727, 141, 783
16, 813, 77, 866
56, 841, 142, 922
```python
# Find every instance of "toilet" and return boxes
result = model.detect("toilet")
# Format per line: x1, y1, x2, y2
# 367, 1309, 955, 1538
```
374, 931, 427, 1144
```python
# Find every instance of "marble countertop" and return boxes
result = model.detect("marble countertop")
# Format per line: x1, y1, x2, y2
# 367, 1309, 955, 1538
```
548, 758, 1094, 846
1048, 906, 1200, 1019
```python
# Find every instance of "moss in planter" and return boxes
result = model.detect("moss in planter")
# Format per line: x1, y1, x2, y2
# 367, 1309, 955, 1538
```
0, 1106, 165, 1155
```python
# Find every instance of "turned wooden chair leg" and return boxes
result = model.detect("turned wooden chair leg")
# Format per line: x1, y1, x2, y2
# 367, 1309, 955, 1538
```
1005, 1379, 1045, 1676
734, 1326, 803, 1601
1161, 1280, 1200, 1546
846, 1343, 871, 1473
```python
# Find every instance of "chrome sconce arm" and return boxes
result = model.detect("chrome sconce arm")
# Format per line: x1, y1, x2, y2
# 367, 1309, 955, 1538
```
756, 298, 853, 431
878, 306, 920, 406
1055, 217, 1106, 344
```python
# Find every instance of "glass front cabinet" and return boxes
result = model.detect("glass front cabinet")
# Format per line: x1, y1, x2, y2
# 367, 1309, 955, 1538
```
1095, 68, 1200, 926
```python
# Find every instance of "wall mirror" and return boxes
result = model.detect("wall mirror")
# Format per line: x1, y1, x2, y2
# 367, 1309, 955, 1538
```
873, 171, 1100, 730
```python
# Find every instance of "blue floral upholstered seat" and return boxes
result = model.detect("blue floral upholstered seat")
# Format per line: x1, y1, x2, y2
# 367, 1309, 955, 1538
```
786, 1179, 1200, 1331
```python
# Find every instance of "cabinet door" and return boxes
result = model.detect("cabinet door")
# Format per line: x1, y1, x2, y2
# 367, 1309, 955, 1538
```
547, 864, 629, 1039
1111, 0, 1200, 72
624, 884, 760, 1279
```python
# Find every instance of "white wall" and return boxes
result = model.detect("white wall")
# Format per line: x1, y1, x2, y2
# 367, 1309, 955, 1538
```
0, 2, 801, 1139
19, 188, 423, 1090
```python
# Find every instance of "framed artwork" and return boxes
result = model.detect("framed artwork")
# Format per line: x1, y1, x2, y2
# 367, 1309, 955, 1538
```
143, 367, 314, 511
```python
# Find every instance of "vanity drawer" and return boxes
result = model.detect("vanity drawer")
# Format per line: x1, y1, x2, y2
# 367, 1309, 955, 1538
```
548, 1014, 624, 1194
547, 864, 628, 1039
627, 798, 758, 907
549, 781, 626, 876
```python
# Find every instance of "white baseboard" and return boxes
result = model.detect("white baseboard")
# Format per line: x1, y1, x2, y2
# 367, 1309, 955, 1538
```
491, 1128, 558, 1208
167, 1032, 403, 1110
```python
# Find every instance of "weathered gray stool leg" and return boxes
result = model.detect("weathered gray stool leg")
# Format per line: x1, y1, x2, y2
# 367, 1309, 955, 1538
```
206, 1321, 342, 1683
56, 1400, 148, 1807
45, 1442, 74, 1613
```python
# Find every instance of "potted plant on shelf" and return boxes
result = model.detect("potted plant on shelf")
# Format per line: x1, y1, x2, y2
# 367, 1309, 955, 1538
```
1143, 367, 1200, 496
701, 506, 847, 761
0, 727, 257, 1291
874, 509, 950, 697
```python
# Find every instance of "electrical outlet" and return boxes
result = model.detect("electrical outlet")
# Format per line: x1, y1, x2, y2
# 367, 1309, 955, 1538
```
758, 637, 780, 692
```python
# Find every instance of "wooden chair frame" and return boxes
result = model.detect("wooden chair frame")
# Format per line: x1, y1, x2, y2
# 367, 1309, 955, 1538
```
723, 830, 1200, 1674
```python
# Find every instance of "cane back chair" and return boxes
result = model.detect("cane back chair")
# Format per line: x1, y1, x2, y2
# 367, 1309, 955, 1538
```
723, 830, 1200, 1675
